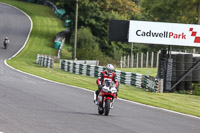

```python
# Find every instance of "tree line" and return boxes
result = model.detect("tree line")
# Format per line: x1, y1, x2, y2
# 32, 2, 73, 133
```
46, 0, 200, 65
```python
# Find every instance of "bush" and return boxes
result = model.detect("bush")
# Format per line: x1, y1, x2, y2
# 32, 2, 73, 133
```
193, 84, 200, 96
77, 27, 102, 60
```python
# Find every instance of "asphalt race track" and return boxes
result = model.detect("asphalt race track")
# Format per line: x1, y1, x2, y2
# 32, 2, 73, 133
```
0, 3, 200, 133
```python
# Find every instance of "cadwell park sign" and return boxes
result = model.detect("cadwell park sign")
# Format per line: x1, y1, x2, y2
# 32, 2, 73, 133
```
128, 20, 200, 47
109, 20, 200, 92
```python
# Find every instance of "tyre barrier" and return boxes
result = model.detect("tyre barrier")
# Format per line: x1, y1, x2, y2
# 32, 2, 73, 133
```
158, 51, 200, 92
36, 54, 54, 68
60, 60, 158, 92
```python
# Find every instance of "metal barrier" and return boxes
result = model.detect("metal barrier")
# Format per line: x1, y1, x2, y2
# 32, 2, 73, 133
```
60, 60, 158, 92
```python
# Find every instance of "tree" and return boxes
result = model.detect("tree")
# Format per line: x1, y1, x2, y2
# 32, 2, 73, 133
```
76, 27, 102, 60
100, 0, 140, 19
140, 0, 199, 24
197, 0, 200, 24
49, 0, 141, 61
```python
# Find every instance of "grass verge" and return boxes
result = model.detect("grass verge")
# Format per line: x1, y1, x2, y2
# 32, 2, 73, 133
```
2, 0, 200, 117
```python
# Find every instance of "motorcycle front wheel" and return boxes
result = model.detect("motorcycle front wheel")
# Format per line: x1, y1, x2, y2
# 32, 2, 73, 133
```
98, 106, 104, 115
104, 99, 111, 116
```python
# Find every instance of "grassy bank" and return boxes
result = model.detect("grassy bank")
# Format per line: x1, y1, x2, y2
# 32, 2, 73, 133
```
2, 0, 200, 117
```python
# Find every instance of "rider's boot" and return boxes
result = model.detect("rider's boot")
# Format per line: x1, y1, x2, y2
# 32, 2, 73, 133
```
93, 92, 96, 103
93, 92, 98, 103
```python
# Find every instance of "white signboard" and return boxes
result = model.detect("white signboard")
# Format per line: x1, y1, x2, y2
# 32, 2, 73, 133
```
128, 20, 200, 47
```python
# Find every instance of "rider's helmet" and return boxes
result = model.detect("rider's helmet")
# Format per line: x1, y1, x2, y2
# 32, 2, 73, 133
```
5, 37, 8, 40
106, 64, 114, 75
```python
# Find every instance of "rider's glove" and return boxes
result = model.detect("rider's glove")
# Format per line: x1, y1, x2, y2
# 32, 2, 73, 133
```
116, 87, 119, 92
98, 85, 102, 90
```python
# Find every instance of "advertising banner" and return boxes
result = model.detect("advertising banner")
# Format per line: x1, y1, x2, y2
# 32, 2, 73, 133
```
128, 20, 200, 47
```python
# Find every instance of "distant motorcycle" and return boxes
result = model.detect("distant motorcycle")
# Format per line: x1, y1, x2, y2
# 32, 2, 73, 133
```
4, 39, 9, 49
94, 78, 118, 116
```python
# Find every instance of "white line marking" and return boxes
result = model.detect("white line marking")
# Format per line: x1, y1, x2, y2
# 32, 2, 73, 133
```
2, 3, 200, 121
5, 60, 200, 120
0, 3, 33, 60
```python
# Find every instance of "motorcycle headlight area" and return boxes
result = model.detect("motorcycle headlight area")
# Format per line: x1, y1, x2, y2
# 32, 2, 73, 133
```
103, 88, 109, 93
103, 87, 116, 93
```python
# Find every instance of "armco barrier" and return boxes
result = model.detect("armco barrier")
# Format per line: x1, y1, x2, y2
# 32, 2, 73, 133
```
60, 60, 158, 92
36, 54, 54, 68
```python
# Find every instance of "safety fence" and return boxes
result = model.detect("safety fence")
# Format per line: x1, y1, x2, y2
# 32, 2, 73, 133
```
36, 54, 54, 68
121, 49, 200, 68
60, 60, 158, 92
121, 52, 159, 68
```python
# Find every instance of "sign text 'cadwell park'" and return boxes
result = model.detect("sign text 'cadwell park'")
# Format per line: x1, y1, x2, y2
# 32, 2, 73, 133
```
128, 20, 200, 47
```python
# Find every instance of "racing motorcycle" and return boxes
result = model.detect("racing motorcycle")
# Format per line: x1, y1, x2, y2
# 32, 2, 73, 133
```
4, 40, 9, 49
94, 78, 118, 116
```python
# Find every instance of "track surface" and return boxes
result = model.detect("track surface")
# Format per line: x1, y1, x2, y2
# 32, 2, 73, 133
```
0, 3, 200, 133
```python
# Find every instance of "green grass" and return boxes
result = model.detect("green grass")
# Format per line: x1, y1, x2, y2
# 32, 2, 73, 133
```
116, 68, 158, 77
0, 0, 66, 62
2, 0, 200, 117
60, 43, 73, 59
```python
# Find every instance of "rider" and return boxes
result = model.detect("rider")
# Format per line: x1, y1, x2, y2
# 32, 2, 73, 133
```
95, 64, 119, 102
4, 37, 9, 48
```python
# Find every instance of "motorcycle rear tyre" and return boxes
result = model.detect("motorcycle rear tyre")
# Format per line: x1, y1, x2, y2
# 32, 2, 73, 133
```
104, 99, 111, 116
4, 44, 7, 49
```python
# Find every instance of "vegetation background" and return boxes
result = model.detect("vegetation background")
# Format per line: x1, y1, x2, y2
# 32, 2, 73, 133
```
49, 0, 200, 66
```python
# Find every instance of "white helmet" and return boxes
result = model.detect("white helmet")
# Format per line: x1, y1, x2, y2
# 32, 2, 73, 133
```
106, 64, 114, 75
5, 37, 8, 40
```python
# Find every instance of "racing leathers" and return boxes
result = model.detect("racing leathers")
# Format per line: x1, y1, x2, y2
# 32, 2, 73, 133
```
95, 70, 119, 98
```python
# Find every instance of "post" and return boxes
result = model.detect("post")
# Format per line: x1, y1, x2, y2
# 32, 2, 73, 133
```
130, 42, 133, 68
141, 53, 143, 68
124, 56, 126, 68
136, 53, 139, 68
120, 56, 123, 68
165, 45, 173, 91
151, 52, 154, 68
146, 52, 149, 68
127, 55, 130, 68
132, 54, 134, 68
193, 48, 196, 54
156, 51, 159, 68
158, 79, 164, 93
73, 0, 78, 60
185, 50, 187, 53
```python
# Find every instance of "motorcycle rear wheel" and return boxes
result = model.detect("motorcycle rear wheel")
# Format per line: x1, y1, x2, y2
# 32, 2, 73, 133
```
4, 44, 7, 49
104, 99, 111, 116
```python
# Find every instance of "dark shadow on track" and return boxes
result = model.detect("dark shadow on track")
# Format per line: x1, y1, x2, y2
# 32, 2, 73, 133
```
66, 111, 117, 117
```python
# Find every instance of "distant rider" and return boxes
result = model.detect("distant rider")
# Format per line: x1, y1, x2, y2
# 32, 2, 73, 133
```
94, 64, 119, 102
3, 37, 10, 49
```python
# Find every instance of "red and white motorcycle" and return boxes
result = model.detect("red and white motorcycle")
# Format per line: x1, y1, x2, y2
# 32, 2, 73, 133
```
94, 78, 118, 116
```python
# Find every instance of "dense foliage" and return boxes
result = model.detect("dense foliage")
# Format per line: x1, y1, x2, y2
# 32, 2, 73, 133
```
47, 0, 200, 65
140, 0, 199, 24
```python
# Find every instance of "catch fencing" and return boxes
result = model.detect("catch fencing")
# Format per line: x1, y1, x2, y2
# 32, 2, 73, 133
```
121, 49, 199, 68
60, 60, 158, 92
121, 52, 159, 68
36, 54, 54, 68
